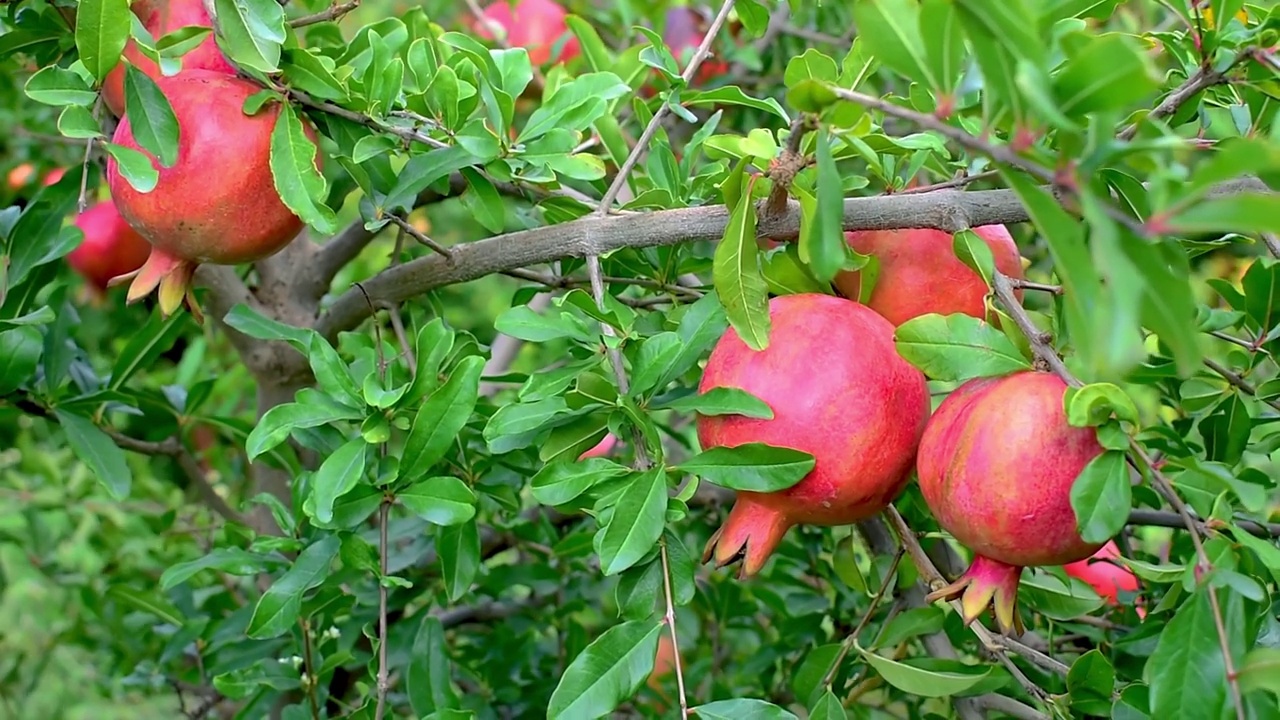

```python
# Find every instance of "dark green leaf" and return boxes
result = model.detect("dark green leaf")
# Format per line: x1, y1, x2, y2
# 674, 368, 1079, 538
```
212, 0, 286, 73
56, 409, 131, 499
858, 645, 993, 697
246, 396, 363, 460
103, 141, 159, 193
398, 477, 477, 526
531, 458, 630, 507
160, 549, 277, 590
75, 0, 130, 81
105, 585, 183, 626
692, 699, 800, 720
271, 103, 338, 234
109, 309, 189, 390
123, 65, 180, 167
246, 535, 340, 639
1070, 450, 1131, 544
1238, 648, 1280, 700
1146, 588, 1229, 720
677, 443, 814, 493
408, 616, 459, 716
547, 620, 662, 719
0, 326, 42, 395
309, 437, 367, 524
597, 469, 668, 576
808, 128, 848, 283
401, 355, 484, 483
437, 520, 480, 602
1067, 650, 1116, 717
894, 313, 1032, 381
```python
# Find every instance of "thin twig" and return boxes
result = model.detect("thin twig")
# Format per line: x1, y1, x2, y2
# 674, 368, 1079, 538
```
373, 499, 391, 719
1006, 278, 1063, 295
288, 0, 359, 27
284, 86, 450, 149
821, 546, 905, 688
1117, 51, 1250, 141
901, 169, 999, 195
1204, 358, 1280, 412
1128, 509, 1280, 538
386, 214, 453, 258
300, 620, 321, 719
658, 541, 689, 718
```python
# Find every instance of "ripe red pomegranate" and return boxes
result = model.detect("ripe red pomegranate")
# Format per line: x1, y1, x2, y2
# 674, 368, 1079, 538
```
832, 225, 1025, 326
917, 371, 1106, 634
43, 168, 67, 186
697, 293, 930, 576
68, 200, 152, 293
474, 0, 580, 66
1062, 540, 1145, 616
101, 0, 236, 117
107, 71, 310, 317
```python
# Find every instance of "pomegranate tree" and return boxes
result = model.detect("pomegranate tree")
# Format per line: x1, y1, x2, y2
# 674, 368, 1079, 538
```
917, 371, 1106, 634
68, 200, 152, 293
107, 71, 310, 317
475, 0, 580, 66
102, 0, 235, 117
833, 225, 1025, 326
697, 293, 930, 576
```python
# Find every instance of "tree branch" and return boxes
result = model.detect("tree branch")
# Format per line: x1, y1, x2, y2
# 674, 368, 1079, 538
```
288, 0, 359, 27
1128, 509, 1280, 539
1118, 50, 1250, 141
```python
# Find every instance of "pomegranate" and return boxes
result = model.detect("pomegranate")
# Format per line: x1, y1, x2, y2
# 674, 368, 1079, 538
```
662, 7, 729, 84
43, 168, 68, 186
917, 371, 1106, 634
102, 0, 236, 117
578, 433, 618, 460
474, 0, 580, 66
832, 225, 1025, 326
1062, 540, 1145, 617
697, 293, 930, 576
107, 71, 310, 317
68, 200, 152, 293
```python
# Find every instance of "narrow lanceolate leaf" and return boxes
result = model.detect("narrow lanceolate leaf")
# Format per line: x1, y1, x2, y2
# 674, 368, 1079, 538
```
55, 409, 131, 499
75, 0, 131, 82
123, 65, 180, 167
212, 0, 286, 73
408, 616, 460, 716
437, 520, 480, 602
714, 173, 770, 351
401, 355, 485, 484
808, 127, 848, 283
547, 620, 662, 720
691, 698, 800, 720
857, 645, 993, 698
677, 443, 815, 493
894, 313, 1032, 381
597, 469, 668, 576
246, 535, 340, 639
1238, 648, 1280, 699
270, 103, 338, 234
655, 387, 774, 419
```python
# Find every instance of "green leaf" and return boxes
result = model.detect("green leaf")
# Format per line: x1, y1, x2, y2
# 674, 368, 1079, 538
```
1167, 193, 1280, 235
75, 0, 130, 82
677, 443, 814, 493
398, 477, 477, 526
0, 326, 42, 395
160, 548, 277, 590
1238, 648, 1280, 699
691, 699, 800, 720
246, 535, 340, 639
564, 14, 611, 73
309, 437, 367, 524
459, 167, 504, 234
212, 0, 286, 73
57, 104, 104, 139
109, 310, 189, 390
531, 458, 630, 507
401, 355, 484, 483
762, 244, 828, 296
597, 469, 668, 576
105, 586, 184, 626
714, 172, 770, 351
875, 607, 946, 649
547, 620, 662, 719
1053, 32, 1158, 118
681, 87, 790, 122
55, 409, 131, 499
1070, 450, 1130, 544
1065, 383, 1140, 427
24, 65, 98, 107
852, 0, 932, 86
952, 229, 996, 289
808, 690, 847, 720
437, 520, 480, 602
920, 0, 965, 96
1018, 572, 1103, 620
858, 645, 993, 698
656, 387, 774, 419
102, 141, 159, 193
270, 103, 337, 234
245, 396, 363, 460
408, 616, 459, 716
281, 48, 348, 101
1145, 588, 1229, 720
222, 303, 313, 353
808, 128, 848, 283
894, 313, 1032, 381
1068, 650, 1117, 717
123, 65, 180, 167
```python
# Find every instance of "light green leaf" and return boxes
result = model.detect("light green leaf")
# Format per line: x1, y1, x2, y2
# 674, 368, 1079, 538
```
25, 66, 99, 107
270, 103, 337, 234
309, 437, 367, 524
124, 65, 180, 167
75, 0, 131, 82
894, 313, 1032, 381
597, 469, 668, 576
858, 644, 993, 697
1069, 450, 1130, 545
212, 0, 286, 73
103, 141, 159, 193
677, 443, 814, 493
713, 171, 769, 351
399, 477, 477, 526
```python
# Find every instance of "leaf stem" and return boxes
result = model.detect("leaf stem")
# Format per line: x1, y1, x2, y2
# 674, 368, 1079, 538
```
658, 541, 689, 717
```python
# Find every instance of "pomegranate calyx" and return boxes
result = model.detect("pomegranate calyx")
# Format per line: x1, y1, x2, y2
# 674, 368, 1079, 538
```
124, 248, 203, 321
702, 497, 794, 578
926, 555, 1025, 636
